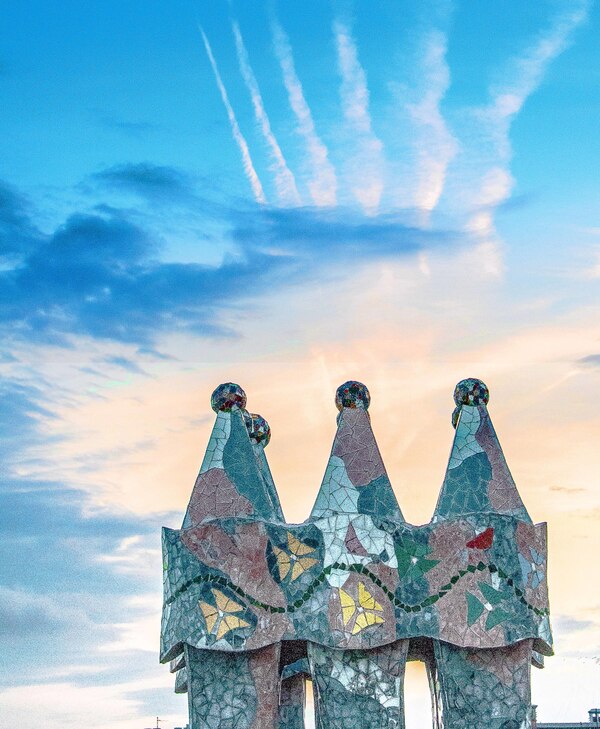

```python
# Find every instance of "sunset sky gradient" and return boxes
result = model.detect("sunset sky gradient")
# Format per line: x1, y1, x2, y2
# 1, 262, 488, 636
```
1, 1, 599, 726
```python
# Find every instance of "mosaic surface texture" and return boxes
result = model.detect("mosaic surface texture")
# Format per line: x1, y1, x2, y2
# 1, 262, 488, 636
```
161, 379, 552, 728
433, 639, 533, 729
309, 641, 409, 729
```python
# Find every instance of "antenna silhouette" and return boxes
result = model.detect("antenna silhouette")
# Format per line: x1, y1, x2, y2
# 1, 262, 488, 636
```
143, 718, 161, 729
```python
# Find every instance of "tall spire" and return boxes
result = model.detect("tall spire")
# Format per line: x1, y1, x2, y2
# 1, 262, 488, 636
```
310, 381, 404, 521
433, 378, 531, 522
244, 411, 285, 521
182, 383, 281, 527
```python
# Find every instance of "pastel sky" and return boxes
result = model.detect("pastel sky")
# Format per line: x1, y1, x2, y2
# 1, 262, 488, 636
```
1, 1, 599, 727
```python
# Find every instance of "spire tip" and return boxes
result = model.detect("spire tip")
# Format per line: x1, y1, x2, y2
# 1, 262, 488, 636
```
452, 378, 490, 428
211, 382, 247, 413
335, 381, 370, 411
453, 378, 489, 408
244, 412, 271, 446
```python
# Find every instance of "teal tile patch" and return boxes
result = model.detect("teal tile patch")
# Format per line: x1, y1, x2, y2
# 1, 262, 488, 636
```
433, 639, 533, 729
436, 451, 493, 518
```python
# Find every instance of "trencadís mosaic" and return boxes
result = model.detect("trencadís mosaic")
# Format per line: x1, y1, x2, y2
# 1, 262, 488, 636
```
161, 379, 551, 728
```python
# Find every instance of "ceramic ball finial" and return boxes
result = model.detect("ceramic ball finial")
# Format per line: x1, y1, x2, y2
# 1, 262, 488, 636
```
335, 381, 371, 412
211, 382, 247, 413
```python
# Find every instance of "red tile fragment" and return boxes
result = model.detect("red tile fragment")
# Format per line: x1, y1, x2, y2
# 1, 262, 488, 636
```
466, 527, 494, 550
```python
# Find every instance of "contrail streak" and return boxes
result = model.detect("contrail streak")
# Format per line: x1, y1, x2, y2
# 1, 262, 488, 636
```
466, 0, 590, 240
232, 20, 301, 207
407, 30, 457, 221
271, 18, 337, 207
334, 18, 385, 214
200, 27, 266, 204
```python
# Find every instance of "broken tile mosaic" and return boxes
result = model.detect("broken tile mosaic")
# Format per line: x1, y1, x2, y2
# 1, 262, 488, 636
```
161, 379, 551, 728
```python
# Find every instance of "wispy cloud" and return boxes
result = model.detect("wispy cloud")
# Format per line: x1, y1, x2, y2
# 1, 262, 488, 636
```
97, 115, 159, 138
0, 175, 458, 349
0, 681, 150, 729
549, 485, 586, 494
485, 0, 590, 159
333, 17, 385, 214
231, 20, 301, 207
271, 18, 337, 207
466, 0, 590, 239
0, 206, 262, 345
554, 614, 598, 634
231, 205, 452, 259
0, 381, 58, 471
0, 182, 43, 259
578, 353, 600, 368
0, 587, 92, 640
406, 30, 458, 220
92, 162, 195, 204
200, 27, 266, 204
97, 535, 160, 577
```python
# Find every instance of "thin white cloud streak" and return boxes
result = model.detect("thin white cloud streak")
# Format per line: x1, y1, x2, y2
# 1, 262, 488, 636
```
100, 613, 160, 654
0, 683, 142, 729
200, 27, 266, 205
467, 1, 590, 238
333, 17, 385, 214
485, 0, 590, 160
271, 18, 338, 207
231, 20, 301, 207
407, 30, 458, 221
96, 535, 161, 577
0, 675, 180, 729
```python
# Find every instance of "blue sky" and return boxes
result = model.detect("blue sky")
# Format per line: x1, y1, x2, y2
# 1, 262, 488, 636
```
1, 1, 600, 727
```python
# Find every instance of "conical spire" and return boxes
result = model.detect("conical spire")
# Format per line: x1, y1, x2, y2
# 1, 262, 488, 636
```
309, 381, 404, 521
244, 411, 285, 521
433, 378, 531, 522
182, 383, 281, 527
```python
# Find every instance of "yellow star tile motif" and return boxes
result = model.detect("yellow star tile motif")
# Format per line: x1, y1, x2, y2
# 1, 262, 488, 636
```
273, 532, 319, 582
338, 582, 384, 635
339, 586, 356, 625
198, 588, 251, 640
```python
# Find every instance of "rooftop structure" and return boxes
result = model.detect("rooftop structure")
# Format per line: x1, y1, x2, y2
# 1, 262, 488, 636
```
160, 378, 552, 729
536, 708, 600, 727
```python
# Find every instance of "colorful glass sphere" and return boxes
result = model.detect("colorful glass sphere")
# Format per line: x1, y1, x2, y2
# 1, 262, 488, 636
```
210, 382, 247, 413
244, 412, 271, 447
335, 381, 371, 411
453, 378, 490, 408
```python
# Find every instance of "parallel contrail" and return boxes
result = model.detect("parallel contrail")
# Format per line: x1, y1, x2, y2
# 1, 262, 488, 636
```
271, 18, 337, 207
407, 30, 457, 220
333, 18, 385, 214
232, 20, 301, 207
200, 27, 266, 204
466, 0, 590, 240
